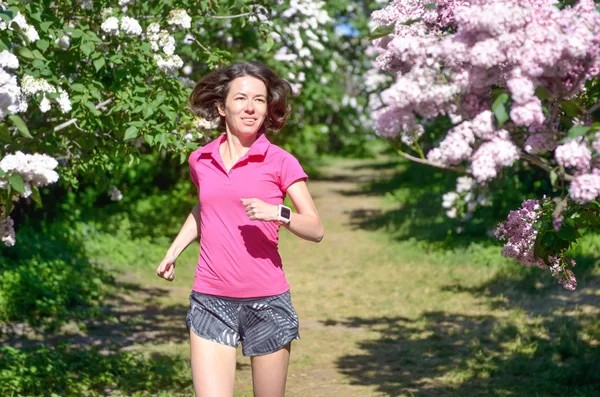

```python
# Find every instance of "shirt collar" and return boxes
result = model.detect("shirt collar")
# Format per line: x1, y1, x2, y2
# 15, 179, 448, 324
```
198, 133, 271, 158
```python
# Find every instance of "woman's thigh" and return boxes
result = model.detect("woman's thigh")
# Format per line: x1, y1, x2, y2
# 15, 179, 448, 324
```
251, 344, 291, 397
190, 332, 237, 397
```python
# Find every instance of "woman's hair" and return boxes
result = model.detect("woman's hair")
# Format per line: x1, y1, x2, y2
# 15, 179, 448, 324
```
189, 62, 292, 132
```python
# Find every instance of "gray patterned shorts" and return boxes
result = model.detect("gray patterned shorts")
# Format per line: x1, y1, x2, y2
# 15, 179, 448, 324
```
186, 290, 300, 356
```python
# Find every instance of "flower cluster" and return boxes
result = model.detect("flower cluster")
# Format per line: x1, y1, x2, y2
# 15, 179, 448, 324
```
20, 75, 71, 114
0, 151, 60, 195
495, 199, 545, 268
442, 176, 490, 220
0, 50, 22, 119
147, 22, 183, 74
4, 12, 39, 42
568, 169, 600, 203
548, 256, 578, 291
101, 15, 142, 36
554, 138, 592, 173
167, 10, 192, 30
370, 0, 600, 204
271, 0, 332, 92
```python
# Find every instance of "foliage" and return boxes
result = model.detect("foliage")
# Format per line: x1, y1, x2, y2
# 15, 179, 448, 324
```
0, 220, 111, 330
0, 344, 191, 396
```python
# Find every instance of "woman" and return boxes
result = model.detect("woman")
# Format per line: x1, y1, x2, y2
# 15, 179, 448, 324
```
156, 61, 324, 397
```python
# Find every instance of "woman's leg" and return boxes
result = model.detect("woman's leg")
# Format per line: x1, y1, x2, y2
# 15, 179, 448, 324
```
190, 331, 237, 397
250, 344, 291, 397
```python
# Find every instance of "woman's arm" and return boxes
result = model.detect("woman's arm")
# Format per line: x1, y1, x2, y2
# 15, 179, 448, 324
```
281, 180, 324, 243
240, 180, 324, 243
156, 202, 201, 281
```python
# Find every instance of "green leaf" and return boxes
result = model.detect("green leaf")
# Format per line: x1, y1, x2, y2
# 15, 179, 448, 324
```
400, 18, 421, 26
556, 223, 580, 242
36, 39, 49, 52
550, 170, 558, 187
93, 57, 105, 72
561, 100, 580, 117
8, 115, 32, 138
144, 134, 154, 146
264, 36, 275, 52
39, 21, 53, 32
566, 125, 590, 140
18, 47, 36, 60
124, 126, 139, 140
535, 86, 551, 100
368, 24, 394, 40
8, 173, 25, 193
0, 168, 5, 177
70, 29, 85, 38
31, 186, 42, 207
491, 92, 509, 127
425, 3, 436, 9
81, 41, 95, 57
32, 50, 47, 61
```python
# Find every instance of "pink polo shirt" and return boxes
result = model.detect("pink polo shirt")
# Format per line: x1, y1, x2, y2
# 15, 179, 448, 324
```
188, 133, 308, 298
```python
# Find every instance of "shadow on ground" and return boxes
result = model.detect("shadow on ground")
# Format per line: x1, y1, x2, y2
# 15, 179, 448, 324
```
331, 307, 600, 396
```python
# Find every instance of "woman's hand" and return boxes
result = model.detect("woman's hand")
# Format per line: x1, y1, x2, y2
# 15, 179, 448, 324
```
156, 252, 177, 282
240, 198, 278, 222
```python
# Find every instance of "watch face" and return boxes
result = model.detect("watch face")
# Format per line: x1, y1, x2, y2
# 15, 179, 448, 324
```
280, 206, 291, 220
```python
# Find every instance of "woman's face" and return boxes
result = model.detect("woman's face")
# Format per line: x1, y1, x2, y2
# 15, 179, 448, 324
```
218, 76, 268, 137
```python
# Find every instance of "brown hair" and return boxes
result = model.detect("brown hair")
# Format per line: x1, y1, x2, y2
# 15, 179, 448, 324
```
189, 62, 292, 132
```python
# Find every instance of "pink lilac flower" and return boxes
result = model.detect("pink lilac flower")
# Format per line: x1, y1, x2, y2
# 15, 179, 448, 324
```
426, 121, 474, 165
495, 199, 546, 268
509, 98, 546, 127
471, 138, 520, 182
568, 170, 600, 203
554, 139, 592, 173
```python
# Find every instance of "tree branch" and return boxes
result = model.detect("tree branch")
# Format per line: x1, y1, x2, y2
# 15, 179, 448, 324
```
54, 98, 113, 132
395, 149, 472, 174
207, 12, 252, 20
587, 100, 600, 115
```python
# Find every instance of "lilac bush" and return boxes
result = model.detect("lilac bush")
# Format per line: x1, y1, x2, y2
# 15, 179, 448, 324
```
369, 0, 600, 290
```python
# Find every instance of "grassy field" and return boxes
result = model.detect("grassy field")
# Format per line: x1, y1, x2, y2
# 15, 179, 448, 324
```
3, 157, 599, 396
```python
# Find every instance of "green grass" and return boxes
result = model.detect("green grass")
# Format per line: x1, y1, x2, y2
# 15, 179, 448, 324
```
2, 156, 599, 396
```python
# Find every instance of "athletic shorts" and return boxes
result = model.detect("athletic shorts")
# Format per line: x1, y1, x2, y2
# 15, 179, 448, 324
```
186, 290, 300, 356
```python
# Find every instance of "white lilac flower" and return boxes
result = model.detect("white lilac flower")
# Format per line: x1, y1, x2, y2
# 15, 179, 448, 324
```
146, 22, 161, 34
182, 65, 193, 75
80, 0, 94, 10
0, 151, 59, 187
11, 13, 28, 30
121, 16, 142, 36
108, 185, 123, 201
118, 0, 131, 6
56, 88, 71, 113
167, 9, 192, 29
194, 117, 219, 130
183, 33, 196, 45
39, 96, 51, 113
0, 70, 22, 118
20, 75, 56, 96
0, 50, 19, 69
24, 25, 39, 42
154, 54, 183, 74
55, 34, 71, 50
178, 76, 195, 88
101, 17, 120, 36
0, 21, 7, 31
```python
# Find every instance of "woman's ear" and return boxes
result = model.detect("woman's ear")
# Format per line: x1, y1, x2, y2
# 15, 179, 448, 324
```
217, 101, 225, 117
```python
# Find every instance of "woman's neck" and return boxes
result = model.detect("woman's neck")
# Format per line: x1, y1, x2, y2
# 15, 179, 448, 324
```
221, 131, 258, 164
